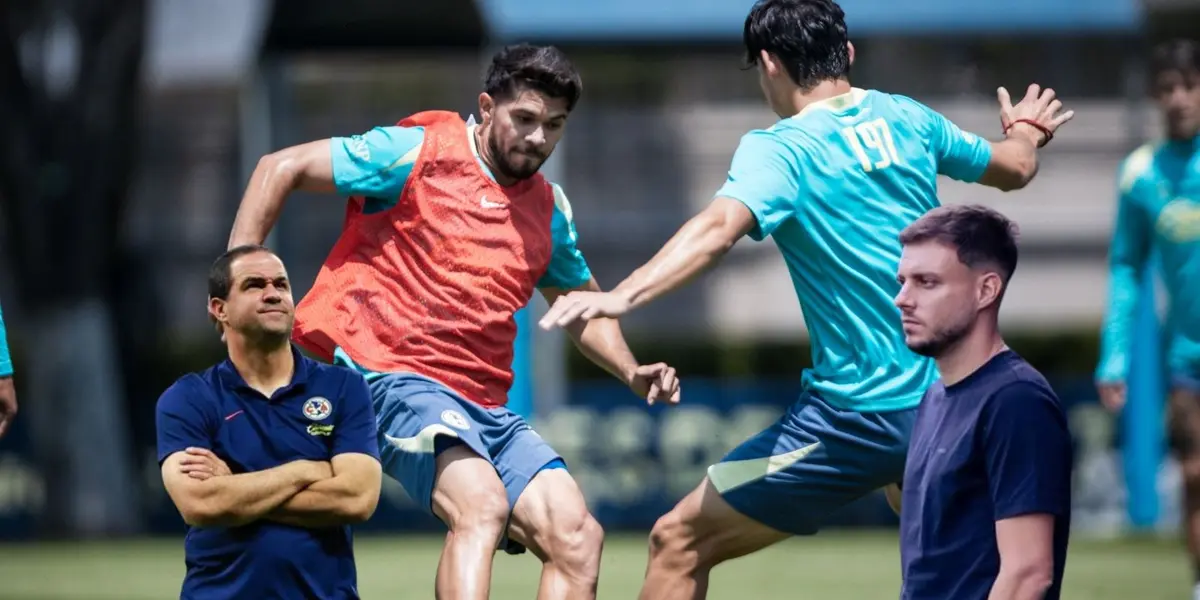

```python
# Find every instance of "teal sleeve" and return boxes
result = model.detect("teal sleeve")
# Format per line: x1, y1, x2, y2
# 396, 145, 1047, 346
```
1096, 183, 1153, 383
0, 303, 11, 377
537, 184, 593, 290
714, 129, 800, 241
927, 110, 992, 182
329, 126, 425, 213
893, 95, 992, 182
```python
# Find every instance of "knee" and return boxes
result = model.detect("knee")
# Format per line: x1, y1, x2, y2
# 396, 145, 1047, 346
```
441, 486, 510, 538
546, 514, 605, 577
433, 445, 511, 537
648, 508, 710, 571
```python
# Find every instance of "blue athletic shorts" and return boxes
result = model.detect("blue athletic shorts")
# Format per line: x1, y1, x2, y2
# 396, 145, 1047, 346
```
707, 390, 917, 536
370, 373, 565, 554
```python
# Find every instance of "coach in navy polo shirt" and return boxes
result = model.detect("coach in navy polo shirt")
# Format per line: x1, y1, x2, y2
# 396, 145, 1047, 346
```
157, 245, 382, 600
894, 206, 1072, 600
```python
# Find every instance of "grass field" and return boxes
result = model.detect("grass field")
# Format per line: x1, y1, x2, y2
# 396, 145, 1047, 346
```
0, 530, 1189, 599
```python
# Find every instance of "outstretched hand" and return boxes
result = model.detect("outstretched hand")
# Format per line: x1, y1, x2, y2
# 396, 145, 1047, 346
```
997, 84, 1075, 147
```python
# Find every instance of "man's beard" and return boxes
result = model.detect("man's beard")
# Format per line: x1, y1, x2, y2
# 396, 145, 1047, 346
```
906, 318, 972, 359
488, 134, 544, 180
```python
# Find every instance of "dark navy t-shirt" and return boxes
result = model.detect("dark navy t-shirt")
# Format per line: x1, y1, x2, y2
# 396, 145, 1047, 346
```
156, 346, 379, 600
900, 350, 1072, 600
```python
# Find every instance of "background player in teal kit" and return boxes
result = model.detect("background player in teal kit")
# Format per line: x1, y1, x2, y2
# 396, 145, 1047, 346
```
539, 1, 1074, 597
1095, 39, 1200, 600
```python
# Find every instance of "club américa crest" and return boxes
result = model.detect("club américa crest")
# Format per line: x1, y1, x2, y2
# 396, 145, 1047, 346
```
303, 396, 333, 421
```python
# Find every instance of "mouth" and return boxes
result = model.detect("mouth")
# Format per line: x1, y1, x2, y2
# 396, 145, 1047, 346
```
258, 308, 289, 315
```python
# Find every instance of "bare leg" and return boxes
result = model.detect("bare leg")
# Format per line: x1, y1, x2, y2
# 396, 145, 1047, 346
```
639, 478, 789, 600
431, 444, 511, 600
507, 468, 605, 600
1170, 387, 1200, 592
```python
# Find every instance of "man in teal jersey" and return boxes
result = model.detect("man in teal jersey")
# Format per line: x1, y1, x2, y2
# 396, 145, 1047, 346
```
539, 1, 1073, 596
1095, 38, 1200, 598
0, 301, 15, 437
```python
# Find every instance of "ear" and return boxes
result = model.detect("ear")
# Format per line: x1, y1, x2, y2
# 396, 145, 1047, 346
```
759, 50, 780, 77
478, 92, 494, 124
977, 272, 1003, 311
209, 297, 227, 329
847, 41, 856, 66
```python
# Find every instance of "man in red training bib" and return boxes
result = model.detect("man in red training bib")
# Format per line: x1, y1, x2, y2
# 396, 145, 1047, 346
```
228, 44, 680, 600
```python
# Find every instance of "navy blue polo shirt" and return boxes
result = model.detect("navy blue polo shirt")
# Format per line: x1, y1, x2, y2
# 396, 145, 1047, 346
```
900, 350, 1073, 600
156, 345, 379, 600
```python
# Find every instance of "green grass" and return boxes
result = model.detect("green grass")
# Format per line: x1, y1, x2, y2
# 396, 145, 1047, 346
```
0, 531, 1188, 599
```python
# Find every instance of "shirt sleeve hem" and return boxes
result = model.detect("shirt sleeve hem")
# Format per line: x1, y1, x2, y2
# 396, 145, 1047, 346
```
718, 193, 770, 241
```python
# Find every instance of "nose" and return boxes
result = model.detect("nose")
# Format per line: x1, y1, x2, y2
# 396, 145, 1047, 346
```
893, 285, 911, 309
1168, 86, 1192, 109
525, 127, 546, 146
263, 285, 283, 302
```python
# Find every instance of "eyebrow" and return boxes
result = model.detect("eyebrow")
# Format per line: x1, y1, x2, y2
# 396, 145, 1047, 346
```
240, 275, 288, 286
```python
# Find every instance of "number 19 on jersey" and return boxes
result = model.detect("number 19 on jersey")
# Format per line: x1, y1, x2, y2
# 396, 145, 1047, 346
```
841, 118, 901, 172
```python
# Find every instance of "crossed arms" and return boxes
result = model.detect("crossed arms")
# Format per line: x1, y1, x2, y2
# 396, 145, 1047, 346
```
161, 448, 382, 529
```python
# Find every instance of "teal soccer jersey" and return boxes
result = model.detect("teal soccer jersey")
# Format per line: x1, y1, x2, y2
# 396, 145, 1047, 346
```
716, 88, 992, 412
1097, 137, 1200, 382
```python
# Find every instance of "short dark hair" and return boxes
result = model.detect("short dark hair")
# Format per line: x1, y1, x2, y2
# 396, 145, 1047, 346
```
208, 244, 275, 301
743, 0, 851, 90
484, 44, 583, 112
1151, 38, 1200, 79
899, 205, 1020, 283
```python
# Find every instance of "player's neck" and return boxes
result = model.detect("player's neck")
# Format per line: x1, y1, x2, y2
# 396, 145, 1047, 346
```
226, 333, 295, 395
787, 78, 853, 117
936, 320, 1007, 387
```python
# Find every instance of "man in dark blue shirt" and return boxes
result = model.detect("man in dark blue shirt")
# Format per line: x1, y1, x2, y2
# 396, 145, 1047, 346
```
157, 245, 382, 599
894, 205, 1073, 600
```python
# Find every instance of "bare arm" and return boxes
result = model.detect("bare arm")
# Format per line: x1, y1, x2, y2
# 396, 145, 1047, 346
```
977, 127, 1045, 192
265, 453, 383, 528
161, 451, 330, 528
988, 514, 1056, 600
612, 197, 755, 310
228, 140, 335, 249
541, 278, 641, 384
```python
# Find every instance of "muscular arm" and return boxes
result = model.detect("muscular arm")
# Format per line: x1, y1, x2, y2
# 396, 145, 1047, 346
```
229, 140, 336, 248
161, 452, 329, 528
228, 126, 423, 249
611, 197, 756, 310
265, 453, 382, 528
988, 514, 1056, 600
977, 126, 1046, 192
541, 278, 641, 384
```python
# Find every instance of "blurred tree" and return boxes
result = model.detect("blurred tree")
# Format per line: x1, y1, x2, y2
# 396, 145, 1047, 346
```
0, 0, 145, 536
